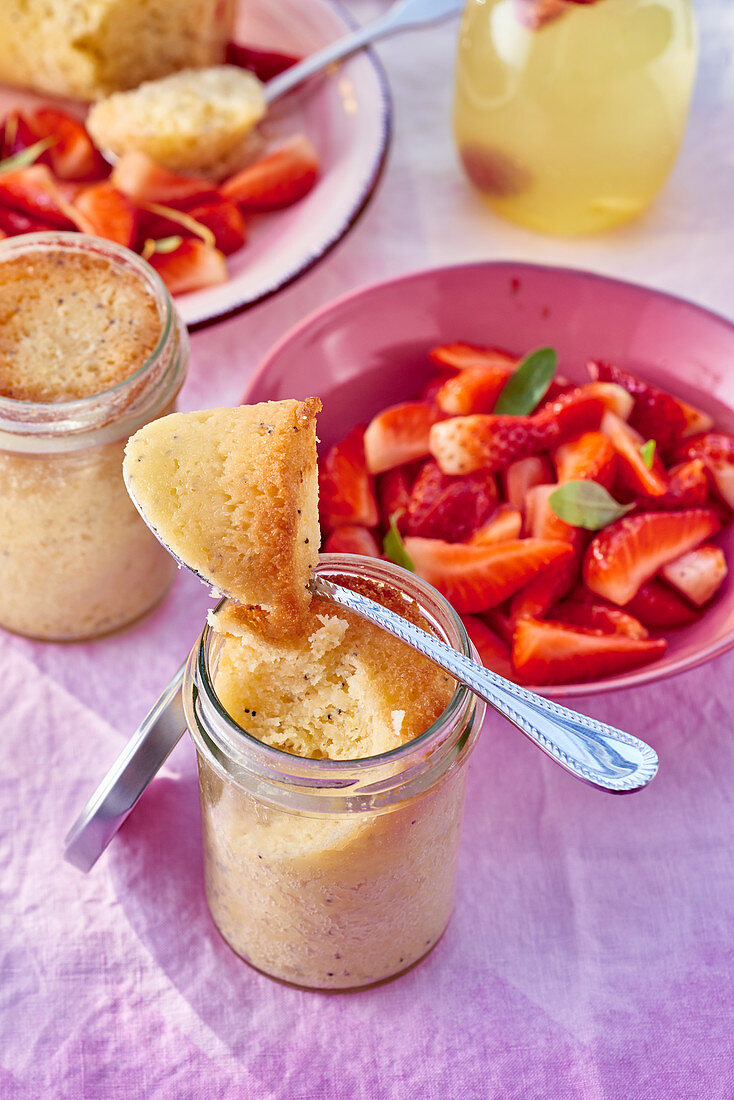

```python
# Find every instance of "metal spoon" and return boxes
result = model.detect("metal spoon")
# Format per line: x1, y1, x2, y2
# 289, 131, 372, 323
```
264, 0, 465, 105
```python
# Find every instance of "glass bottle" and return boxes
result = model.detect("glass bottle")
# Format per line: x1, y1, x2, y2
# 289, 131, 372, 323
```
454, 0, 698, 235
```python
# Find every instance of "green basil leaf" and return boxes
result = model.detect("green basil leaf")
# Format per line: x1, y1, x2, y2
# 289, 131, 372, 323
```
493, 347, 557, 416
383, 513, 414, 572
549, 480, 635, 531
640, 439, 656, 470
0, 137, 55, 176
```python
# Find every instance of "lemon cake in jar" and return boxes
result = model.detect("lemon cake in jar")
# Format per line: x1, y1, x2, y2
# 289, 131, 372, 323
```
0, 233, 189, 641
0, 0, 235, 101
125, 403, 485, 989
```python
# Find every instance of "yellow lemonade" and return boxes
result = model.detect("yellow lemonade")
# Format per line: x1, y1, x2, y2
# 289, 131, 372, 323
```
454, 0, 697, 235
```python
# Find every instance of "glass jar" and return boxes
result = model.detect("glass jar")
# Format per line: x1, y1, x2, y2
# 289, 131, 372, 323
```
0, 232, 189, 640
454, 0, 698, 235
183, 555, 487, 990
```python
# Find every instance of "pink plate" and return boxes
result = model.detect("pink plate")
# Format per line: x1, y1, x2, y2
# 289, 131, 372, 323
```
0, 0, 391, 331
245, 260, 734, 698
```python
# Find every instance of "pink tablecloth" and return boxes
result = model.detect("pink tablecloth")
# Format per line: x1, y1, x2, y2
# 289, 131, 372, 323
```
3, 3, 734, 1097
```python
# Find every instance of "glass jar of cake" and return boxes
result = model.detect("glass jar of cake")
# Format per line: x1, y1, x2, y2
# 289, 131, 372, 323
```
0, 232, 189, 640
183, 555, 487, 991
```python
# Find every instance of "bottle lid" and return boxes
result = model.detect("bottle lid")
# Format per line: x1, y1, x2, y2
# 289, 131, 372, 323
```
64, 663, 186, 872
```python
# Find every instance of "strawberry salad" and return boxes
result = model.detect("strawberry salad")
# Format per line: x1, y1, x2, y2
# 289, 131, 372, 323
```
0, 48, 319, 296
318, 344, 731, 686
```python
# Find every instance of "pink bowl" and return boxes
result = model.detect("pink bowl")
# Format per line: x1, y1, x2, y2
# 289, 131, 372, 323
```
244, 261, 734, 697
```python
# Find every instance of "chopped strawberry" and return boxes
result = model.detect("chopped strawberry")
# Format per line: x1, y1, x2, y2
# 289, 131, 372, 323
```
523, 483, 580, 543
512, 618, 666, 685
579, 382, 634, 420
469, 505, 523, 545
323, 525, 382, 558
537, 376, 576, 406
112, 151, 217, 207
434, 364, 513, 415
0, 164, 76, 228
0, 207, 57, 235
551, 599, 649, 639
186, 199, 246, 255
589, 359, 687, 455
225, 42, 301, 81
221, 135, 319, 211
428, 342, 517, 372
421, 370, 455, 405
364, 402, 438, 475
503, 454, 554, 517
402, 460, 498, 542
30, 107, 108, 181
602, 410, 667, 498
660, 544, 727, 607
73, 183, 137, 247
509, 548, 582, 623
376, 464, 418, 531
481, 606, 513, 645
403, 536, 573, 613
583, 508, 721, 606
678, 397, 713, 438
623, 579, 700, 628
147, 238, 227, 295
461, 615, 516, 680
635, 459, 709, 512
429, 389, 605, 474
674, 433, 734, 509
0, 110, 51, 165
554, 430, 617, 490
319, 427, 379, 530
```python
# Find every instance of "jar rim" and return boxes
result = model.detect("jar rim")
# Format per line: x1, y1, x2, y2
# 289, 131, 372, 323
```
184, 555, 486, 810
0, 232, 186, 443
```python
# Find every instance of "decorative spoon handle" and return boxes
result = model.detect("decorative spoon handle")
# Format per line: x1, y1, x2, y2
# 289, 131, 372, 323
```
264, 0, 464, 104
311, 576, 659, 794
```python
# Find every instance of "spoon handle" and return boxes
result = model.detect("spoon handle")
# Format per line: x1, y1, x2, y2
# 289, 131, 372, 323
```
264, 0, 464, 104
311, 577, 658, 793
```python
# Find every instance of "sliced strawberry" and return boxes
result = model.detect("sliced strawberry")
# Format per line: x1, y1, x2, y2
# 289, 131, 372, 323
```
551, 599, 649, 639
319, 427, 379, 530
469, 505, 523, 545
635, 459, 709, 512
512, 618, 666, 685
0, 207, 57, 235
147, 239, 227, 295
0, 164, 76, 228
421, 370, 455, 405
112, 151, 217, 207
461, 615, 516, 680
434, 364, 513, 415
602, 410, 667, 498
376, 464, 419, 531
524, 483, 581, 543
509, 485, 584, 621
221, 135, 319, 211
403, 536, 573, 613
364, 402, 438, 475
589, 359, 687, 455
503, 454, 554, 517
554, 430, 617, 490
183, 198, 246, 255
481, 606, 513, 645
0, 110, 51, 165
403, 459, 498, 542
30, 107, 108, 181
623, 579, 700, 628
323, 525, 382, 558
430, 389, 605, 475
659, 544, 727, 607
428, 342, 517, 372
583, 508, 721, 606
225, 42, 301, 81
674, 433, 734, 509
678, 397, 713, 438
73, 183, 137, 247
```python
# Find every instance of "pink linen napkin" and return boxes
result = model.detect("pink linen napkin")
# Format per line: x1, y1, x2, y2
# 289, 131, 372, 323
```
2, 627, 733, 1099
